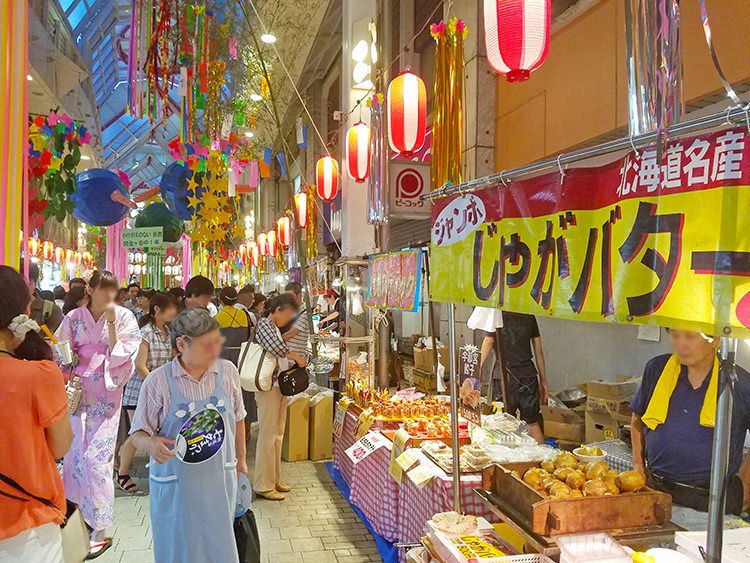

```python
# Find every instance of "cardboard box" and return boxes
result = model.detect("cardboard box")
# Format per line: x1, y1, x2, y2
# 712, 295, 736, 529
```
282, 395, 310, 462
586, 396, 632, 417
586, 379, 639, 402
309, 394, 333, 460
585, 410, 631, 443
412, 367, 437, 393
413, 346, 449, 375
541, 405, 585, 442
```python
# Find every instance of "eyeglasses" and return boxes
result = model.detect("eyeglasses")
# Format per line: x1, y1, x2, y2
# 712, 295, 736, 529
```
180, 335, 226, 350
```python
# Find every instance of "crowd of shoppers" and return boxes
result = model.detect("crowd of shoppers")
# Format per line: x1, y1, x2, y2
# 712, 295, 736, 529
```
0, 267, 313, 561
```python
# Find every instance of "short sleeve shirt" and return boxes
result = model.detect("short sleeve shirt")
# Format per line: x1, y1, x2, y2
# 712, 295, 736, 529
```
630, 354, 750, 484
485, 312, 540, 379
0, 359, 68, 540
140, 323, 172, 372
286, 309, 309, 357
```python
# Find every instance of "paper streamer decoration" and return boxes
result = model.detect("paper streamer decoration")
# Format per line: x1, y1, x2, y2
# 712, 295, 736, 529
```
105, 220, 129, 285
1, 0, 27, 267
263, 147, 272, 168
276, 153, 287, 178
258, 160, 270, 178
229, 37, 238, 60
228, 169, 236, 196
296, 118, 307, 148
249, 161, 259, 188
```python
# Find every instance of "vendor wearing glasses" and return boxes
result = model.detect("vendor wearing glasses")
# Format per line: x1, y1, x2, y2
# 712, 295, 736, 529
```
129, 308, 246, 563
630, 328, 750, 515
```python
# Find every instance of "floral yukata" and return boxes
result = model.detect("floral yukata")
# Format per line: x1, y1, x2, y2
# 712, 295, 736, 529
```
55, 305, 140, 532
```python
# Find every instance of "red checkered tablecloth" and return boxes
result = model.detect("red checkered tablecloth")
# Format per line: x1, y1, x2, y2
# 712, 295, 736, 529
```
333, 402, 498, 560
349, 439, 400, 541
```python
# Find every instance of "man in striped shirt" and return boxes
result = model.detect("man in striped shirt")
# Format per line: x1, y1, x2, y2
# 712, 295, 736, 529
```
282, 282, 309, 359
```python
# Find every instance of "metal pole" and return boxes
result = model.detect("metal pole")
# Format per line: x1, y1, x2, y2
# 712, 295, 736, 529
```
419, 105, 750, 201
447, 302, 461, 512
706, 336, 738, 563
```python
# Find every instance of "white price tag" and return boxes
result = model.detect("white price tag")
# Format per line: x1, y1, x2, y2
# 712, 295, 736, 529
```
345, 432, 388, 464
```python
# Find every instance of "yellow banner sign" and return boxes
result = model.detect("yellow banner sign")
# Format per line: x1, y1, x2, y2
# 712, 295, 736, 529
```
430, 129, 750, 337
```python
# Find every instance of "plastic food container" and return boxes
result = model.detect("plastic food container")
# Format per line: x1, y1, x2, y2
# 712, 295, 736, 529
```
573, 447, 607, 464
556, 533, 630, 563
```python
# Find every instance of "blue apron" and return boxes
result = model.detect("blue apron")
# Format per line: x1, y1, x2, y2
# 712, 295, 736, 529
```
149, 361, 239, 563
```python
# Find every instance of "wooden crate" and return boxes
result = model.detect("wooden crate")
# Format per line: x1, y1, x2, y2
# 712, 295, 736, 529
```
483, 462, 671, 536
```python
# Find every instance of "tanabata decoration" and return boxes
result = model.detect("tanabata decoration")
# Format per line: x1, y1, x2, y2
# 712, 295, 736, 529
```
431, 18, 466, 191
160, 162, 207, 220
483, 0, 551, 82
294, 190, 308, 228
27, 112, 92, 223
71, 169, 133, 226
387, 70, 427, 157
277, 216, 291, 247
305, 184, 318, 259
134, 202, 186, 243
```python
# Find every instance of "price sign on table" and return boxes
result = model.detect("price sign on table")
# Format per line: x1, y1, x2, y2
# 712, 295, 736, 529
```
345, 431, 388, 464
332, 400, 348, 437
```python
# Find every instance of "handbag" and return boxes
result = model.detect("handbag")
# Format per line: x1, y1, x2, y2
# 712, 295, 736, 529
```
0, 473, 89, 563
237, 341, 276, 392
66, 376, 83, 416
234, 509, 261, 563
277, 365, 309, 396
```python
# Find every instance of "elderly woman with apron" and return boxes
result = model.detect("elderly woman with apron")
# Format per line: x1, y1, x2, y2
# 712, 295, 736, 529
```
130, 308, 247, 562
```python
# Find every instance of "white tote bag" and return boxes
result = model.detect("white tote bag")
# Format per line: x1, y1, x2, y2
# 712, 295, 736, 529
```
237, 341, 276, 392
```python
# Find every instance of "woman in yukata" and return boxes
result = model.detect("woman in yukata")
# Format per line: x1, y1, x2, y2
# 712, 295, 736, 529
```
55, 270, 140, 558
129, 308, 247, 563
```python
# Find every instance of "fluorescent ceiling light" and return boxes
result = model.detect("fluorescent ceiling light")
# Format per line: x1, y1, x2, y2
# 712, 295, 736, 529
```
27, 74, 33, 81
245, 131, 254, 138
352, 40, 368, 62
260, 33, 276, 44
353, 62, 371, 84
80, 155, 91, 160
249, 93, 262, 101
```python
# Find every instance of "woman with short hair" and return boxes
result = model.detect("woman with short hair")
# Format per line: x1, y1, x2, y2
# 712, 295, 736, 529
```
55, 270, 141, 557
129, 308, 246, 563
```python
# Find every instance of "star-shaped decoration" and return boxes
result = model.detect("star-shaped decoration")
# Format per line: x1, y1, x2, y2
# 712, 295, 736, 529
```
231, 222, 245, 239
187, 193, 201, 209
201, 192, 220, 211
30, 134, 48, 154
186, 173, 199, 194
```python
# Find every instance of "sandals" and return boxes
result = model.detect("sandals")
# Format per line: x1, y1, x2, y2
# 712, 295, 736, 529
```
85, 538, 113, 560
275, 482, 291, 493
257, 490, 285, 501
115, 472, 139, 493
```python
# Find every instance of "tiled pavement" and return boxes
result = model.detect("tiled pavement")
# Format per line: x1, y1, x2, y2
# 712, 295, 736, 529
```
97, 440, 381, 562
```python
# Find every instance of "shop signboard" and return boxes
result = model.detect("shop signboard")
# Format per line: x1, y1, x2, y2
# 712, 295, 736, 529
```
430, 128, 750, 337
122, 226, 163, 249
389, 160, 430, 218
305, 260, 327, 296
458, 344, 482, 426
366, 249, 422, 312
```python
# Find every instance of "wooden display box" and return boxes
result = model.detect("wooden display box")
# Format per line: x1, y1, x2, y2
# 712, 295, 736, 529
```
482, 462, 671, 536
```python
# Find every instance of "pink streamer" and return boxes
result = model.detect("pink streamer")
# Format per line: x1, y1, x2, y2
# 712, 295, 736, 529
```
229, 38, 238, 60
181, 234, 192, 289
249, 161, 259, 188
106, 220, 128, 285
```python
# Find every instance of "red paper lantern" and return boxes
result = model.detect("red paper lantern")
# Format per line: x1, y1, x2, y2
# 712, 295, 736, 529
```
42, 241, 53, 260
294, 191, 308, 228
483, 0, 551, 82
239, 244, 247, 264
250, 242, 259, 267
387, 70, 426, 157
267, 229, 277, 257
347, 122, 370, 182
316, 156, 339, 201
277, 216, 291, 247
28, 238, 39, 256
54, 247, 63, 264
74, 251, 82, 265
83, 251, 92, 265
258, 233, 268, 256
65, 249, 74, 265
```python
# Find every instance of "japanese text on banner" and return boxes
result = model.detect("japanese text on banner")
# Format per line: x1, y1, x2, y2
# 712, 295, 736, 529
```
430, 129, 750, 337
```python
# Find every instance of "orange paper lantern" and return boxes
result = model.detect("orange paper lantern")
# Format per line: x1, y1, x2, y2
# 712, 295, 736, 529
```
387, 70, 427, 157
316, 156, 339, 201
74, 251, 82, 265
239, 244, 247, 264
294, 191, 308, 228
65, 249, 74, 265
28, 238, 39, 256
42, 241, 54, 260
258, 233, 268, 256
250, 242, 259, 267
54, 247, 63, 264
347, 122, 370, 182
277, 217, 291, 247
267, 229, 277, 257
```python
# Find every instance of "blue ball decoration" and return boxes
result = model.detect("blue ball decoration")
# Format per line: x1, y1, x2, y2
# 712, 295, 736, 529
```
160, 162, 207, 220
72, 168, 131, 226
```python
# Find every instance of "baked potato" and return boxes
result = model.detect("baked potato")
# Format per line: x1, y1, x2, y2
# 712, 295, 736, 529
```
615, 470, 646, 493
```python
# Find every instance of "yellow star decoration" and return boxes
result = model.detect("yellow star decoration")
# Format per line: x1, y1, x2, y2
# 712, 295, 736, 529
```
186, 172, 199, 195
30, 134, 48, 154
201, 192, 220, 211
187, 193, 201, 209
231, 222, 245, 239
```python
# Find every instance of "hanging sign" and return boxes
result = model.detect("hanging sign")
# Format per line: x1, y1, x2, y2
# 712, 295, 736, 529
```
345, 431, 389, 464
332, 400, 349, 437
367, 249, 422, 312
431, 128, 750, 337
122, 226, 164, 249
175, 408, 225, 464
390, 160, 430, 217
458, 344, 482, 425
